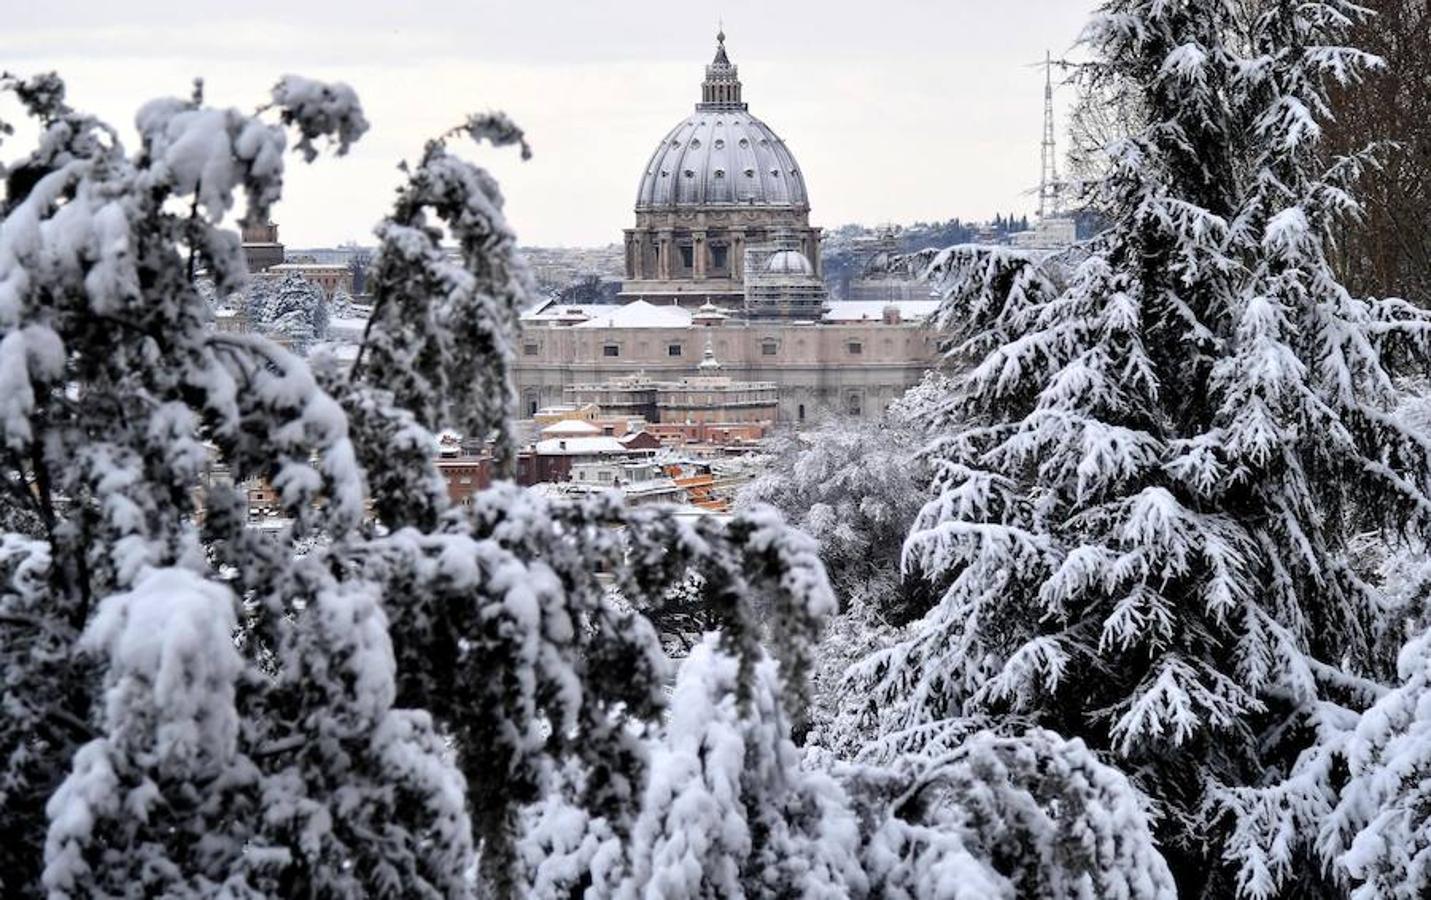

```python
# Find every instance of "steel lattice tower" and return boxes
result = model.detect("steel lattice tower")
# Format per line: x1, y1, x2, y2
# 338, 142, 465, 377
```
1038, 50, 1063, 219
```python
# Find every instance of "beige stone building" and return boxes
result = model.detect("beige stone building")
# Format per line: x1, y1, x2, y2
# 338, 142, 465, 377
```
514, 30, 941, 422
264, 262, 353, 299
565, 340, 779, 424
517, 299, 938, 422
241, 222, 284, 273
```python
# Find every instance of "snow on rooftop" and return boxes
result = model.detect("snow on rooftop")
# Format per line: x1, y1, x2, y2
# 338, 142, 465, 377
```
522, 301, 611, 322
328, 316, 369, 341
534, 436, 631, 456
573, 300, 693, 329
523, 297, 939, 328
822, 300, 941, 322
541, 419, 603, 437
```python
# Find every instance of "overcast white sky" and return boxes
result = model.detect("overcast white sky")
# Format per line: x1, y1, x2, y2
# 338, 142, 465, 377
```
1, 0, 1097, 247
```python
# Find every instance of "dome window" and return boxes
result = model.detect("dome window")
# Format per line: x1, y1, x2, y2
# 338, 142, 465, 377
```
713, 168, 726, 178
738, 138, 750, 148
690, 139, 701, 149
743, 167, 755, 177
660, 170, 669, 177
671, 140, 681, 147
714, 139, 725, 149
770, 168, 781, 177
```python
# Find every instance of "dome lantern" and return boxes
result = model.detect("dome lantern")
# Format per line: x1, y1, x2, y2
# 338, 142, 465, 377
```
701, 29, 745, 111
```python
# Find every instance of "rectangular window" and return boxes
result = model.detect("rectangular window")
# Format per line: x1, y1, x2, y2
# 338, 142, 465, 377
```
679, 245, 694, 269
847, 341, 863, 355
523, 342, 539, 356
668, 343, 683, 357
761, 341, 778, 356
603, 344, 620, 357
710, 245, 729, 270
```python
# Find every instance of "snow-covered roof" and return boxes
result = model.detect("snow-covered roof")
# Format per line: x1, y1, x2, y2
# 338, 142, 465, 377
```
522, 302, 611, 324
541, 419, 602, 437
822, 300, 940, 323
534, 436, 631, 456
573, 300, 693, 329
327, 316, 369, 340
524, 296, 942, 329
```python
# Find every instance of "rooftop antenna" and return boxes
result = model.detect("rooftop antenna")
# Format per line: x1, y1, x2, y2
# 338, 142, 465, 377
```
1037, 50, 1064, 219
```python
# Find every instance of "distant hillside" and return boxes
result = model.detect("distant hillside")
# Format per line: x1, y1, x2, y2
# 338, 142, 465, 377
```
820, 217, 1030, 299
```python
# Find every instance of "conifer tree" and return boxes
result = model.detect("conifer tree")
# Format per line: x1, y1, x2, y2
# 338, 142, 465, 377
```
0, 71, 473, 899
266, 272, 325, 350
854, 0, 1431, 893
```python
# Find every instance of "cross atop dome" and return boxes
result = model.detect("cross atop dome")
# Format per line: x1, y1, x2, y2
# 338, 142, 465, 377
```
700, 27, 745, 111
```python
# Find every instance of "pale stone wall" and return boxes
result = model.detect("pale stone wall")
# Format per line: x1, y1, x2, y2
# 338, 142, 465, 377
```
621, 206, 822, 307
514, 321, 938, 422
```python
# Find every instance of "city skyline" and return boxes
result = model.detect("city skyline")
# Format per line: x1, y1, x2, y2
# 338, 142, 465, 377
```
1, 0, 1095, 247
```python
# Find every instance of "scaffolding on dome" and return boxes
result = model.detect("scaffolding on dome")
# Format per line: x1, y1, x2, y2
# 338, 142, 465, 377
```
742, 233, 828, 321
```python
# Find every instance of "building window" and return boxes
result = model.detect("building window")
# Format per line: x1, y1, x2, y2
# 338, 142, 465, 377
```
603, 344, 620, 357
523, 342, 539, 356
679, 245, 694, 270
845, 393, 863, 417
711, 245, 729, 269
847, 340, 863, 355
797, 403, 806, 422
761, 339, 778, 356
668, 343, 683, 357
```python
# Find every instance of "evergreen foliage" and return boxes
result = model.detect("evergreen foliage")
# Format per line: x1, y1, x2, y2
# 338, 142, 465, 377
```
855, 0, 1431, 894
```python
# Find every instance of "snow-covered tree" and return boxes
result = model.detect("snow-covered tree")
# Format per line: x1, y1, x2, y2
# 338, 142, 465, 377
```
266, 272, 326, 350
739, 418, 936, 626
0, 70, 476, 899
854, 0, 1431, 894
330, 287, 356, 319
240, 275, 275, 329
737, 413, 943, 752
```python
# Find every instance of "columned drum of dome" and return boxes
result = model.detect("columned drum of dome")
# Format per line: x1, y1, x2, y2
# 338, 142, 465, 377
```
620, 31, 823, 309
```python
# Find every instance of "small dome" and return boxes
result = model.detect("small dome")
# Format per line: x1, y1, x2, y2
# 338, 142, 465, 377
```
693, 300, 729, 322
764, 250, 814, 276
